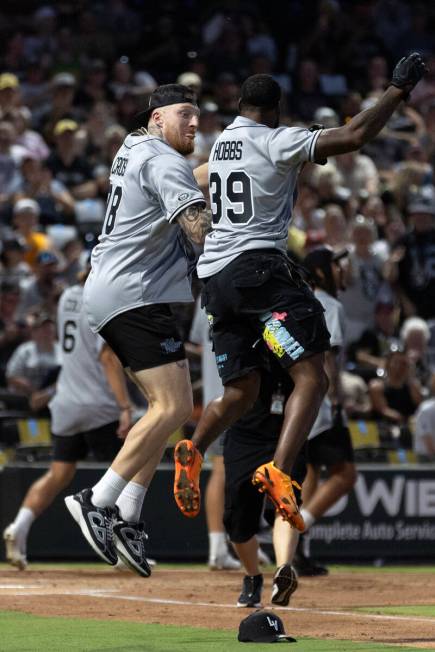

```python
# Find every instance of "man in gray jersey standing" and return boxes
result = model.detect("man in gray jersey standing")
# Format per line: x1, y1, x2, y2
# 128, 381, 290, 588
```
3, 273, 131, 570
64, 84, 212, 576
174, 54, 426, 528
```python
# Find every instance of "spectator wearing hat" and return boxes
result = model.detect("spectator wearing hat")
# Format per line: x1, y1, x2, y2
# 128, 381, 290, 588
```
177, 72, 202, 97
12, 198, 53, 269
47, 119, 97, 200
0, 237, 31, 284
17, 250, 64, 320
5, 310, 60, 413
388, 185, 435, 320
37, 72, 81, 144
0, 73, 21, 118
400, 317, 433, 389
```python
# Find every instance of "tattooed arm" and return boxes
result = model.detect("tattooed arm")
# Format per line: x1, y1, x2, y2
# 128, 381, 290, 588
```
176, 203, 212, 245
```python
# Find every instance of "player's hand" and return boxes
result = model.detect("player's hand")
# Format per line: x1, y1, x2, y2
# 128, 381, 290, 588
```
390, 52, 427, 97
117, 407, 132, 439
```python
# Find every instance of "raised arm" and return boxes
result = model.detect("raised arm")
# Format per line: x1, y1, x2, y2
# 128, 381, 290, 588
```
176, 202, 212, 245
315, 53, 426, 161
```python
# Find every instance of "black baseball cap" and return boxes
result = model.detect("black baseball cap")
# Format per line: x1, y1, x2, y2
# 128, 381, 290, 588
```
238, 610, 296, 643
303, 246, 348, 275
136, 83, 198, 124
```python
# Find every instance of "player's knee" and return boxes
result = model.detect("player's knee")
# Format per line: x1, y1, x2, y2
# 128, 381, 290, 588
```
163, 394, 193, 427
334, 463, 357, 492
224, 370, 260, 412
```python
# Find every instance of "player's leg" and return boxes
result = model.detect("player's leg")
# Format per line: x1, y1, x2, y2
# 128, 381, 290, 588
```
206, 451, 240, 570
4, 431, 83, 569
303, 461, 356, 521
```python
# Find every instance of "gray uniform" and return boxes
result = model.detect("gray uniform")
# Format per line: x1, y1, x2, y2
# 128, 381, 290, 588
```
197, 116, 322, 278
84, 133, 205, 332
49, 285, 120, 436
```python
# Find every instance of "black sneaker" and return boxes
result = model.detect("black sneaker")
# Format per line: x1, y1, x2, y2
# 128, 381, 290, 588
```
237, 574, 263, 608
112, 516, 152, 578
293, 548, 328, 577
271, 564, 298, 606
64, 488, 117, 565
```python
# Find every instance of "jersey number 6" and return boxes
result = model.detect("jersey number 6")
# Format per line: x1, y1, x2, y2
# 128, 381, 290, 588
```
210, 171, 253, 225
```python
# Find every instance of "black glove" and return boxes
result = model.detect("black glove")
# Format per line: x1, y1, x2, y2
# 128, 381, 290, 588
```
308, 123, 327, 165
390, 52, 427, 98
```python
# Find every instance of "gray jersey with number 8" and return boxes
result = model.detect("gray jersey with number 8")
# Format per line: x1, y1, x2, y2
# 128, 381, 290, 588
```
84, 133, 205, 332
197, 116, 322, 279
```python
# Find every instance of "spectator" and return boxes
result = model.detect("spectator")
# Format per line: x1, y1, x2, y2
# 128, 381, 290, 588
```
0, 121, 26, 217
323, 203, 349, 251
334, 150, 380, 197
369, 346, 423, 426
16, 155, 75, 225
12, 198, 53, 269
17, 250, 64, 319
291, 59, 327, 122
0, 280, 27, 386
340, 217, 386, 343
6, 311, 60, 413
37, 72, 80, 144
388, 185, 435, 320
189, 101, 222, 167
400, 317, 433, 388
0, 73, 21, 118
0, 237, 31, 284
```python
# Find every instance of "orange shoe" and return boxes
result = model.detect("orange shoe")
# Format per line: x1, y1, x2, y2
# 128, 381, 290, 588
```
252, 461, 305, 531
174, 439, 203, 518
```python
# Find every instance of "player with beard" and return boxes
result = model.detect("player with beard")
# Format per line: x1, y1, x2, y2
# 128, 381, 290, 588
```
65, 85, 212, 576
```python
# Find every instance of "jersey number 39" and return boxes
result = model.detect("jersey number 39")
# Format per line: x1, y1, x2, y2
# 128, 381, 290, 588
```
210, 171, 253, 225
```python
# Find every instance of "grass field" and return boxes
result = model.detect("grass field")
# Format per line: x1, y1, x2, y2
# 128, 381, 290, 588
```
1, 563, 435, 651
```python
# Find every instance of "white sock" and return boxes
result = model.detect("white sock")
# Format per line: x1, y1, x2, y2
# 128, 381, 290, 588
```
12, 507, 35, 544
208, 531, 227, 559
92, 468, 127, 508
300, 508, 315, 532
115, 482, 147, 522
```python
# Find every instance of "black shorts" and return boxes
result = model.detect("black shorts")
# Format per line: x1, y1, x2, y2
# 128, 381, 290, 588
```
100, 304, 186, 371
306, 424, 354, 467
52, 421, 122, 463
223, 433, 307, 544
201, 250, 330, 384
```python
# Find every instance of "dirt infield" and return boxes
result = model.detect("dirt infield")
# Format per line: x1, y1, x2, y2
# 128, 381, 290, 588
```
2, 566, 435, 648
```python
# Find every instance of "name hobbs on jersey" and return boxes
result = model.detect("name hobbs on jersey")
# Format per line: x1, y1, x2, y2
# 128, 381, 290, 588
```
111, 156, 128, 176
212, 140, 243, 161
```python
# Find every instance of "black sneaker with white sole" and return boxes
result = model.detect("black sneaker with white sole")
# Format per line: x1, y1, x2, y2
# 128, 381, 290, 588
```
271, 564, 298, 606
64, 488, 117, 566
237, 574, 263, 608
112, 517, 151, 578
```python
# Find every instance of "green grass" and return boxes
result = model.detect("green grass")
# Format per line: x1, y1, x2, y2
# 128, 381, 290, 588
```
0, 612, 428, 652
357, 605, 435, 617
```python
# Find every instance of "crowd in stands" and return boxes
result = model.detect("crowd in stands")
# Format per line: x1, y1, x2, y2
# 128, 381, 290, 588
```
1, 0, 435, 461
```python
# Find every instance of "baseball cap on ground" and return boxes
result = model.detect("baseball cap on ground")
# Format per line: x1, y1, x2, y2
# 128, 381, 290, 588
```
136, 84, 198, 124
238, 610, 296, 643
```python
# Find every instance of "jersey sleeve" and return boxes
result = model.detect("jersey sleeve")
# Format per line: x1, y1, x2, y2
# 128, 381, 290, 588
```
141, 153, 205, 223
267, 126, 322, 168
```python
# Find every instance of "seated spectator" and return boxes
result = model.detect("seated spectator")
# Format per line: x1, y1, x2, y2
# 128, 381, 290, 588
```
400, 317, 433, 388
0, 237, 31, 284
334, 150, 380, 197
347, 300, 399, 381
291, 59, 327, 122
16, 155, 75, 225
17, 250, 64, 319
0, 280, 28, 386
5, 311, 60, 413
12, 198, 53, 269
340, 216, 386, 344
369, 346, 423, 426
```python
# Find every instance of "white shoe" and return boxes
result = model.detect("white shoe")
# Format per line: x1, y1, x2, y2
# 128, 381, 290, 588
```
114, 556, 157, 572
209, 552, 241, 570
258, 546, 272, 566
3, 525, 27, 570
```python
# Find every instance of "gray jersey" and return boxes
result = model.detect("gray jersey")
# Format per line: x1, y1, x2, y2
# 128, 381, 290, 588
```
84, 133, 205, 332
49, 285, 120, 436
197, 116, 322, 278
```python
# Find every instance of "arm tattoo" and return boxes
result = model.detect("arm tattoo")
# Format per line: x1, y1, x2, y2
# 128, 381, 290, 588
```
177, 204, 212, 244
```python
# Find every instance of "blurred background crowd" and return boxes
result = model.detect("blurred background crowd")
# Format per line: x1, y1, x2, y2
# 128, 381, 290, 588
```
1, 0, 435, 462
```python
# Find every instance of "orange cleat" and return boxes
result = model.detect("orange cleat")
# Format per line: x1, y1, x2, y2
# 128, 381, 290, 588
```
174, 439, 203, 518
252, 461, 305, 531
